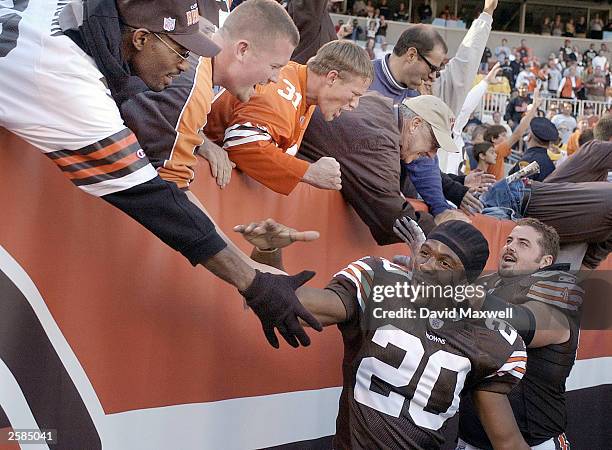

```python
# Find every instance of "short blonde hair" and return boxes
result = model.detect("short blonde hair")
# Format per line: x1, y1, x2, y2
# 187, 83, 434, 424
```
221, 0, 299, 48
307, 40, 374, 82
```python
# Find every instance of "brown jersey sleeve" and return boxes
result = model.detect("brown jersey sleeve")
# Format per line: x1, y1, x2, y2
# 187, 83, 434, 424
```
472, 322, 527, 395
325, 256, 380, 322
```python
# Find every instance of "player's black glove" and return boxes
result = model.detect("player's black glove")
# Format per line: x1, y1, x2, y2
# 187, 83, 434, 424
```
242, 270, 323, 348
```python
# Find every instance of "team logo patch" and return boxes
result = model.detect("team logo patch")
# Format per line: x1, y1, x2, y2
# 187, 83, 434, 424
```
163, 17, 176, 32
136, 149, 146, 159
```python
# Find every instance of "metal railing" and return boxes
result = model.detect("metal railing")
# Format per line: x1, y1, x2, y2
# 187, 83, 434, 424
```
477, 92, 611, 119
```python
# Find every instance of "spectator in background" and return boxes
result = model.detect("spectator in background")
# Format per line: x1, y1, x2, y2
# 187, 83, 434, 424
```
376, 15, 388, 53
510, 53, 524, 83
584, 43, 598, 66
418, 0, 433, 24
546, 102, 559, 120
509, 117, 558, 181
586, 66, 608, 101
575, 16, 587, 38
394, 2, 410, 22
552, 103, 578, 145
552, 15, 564, 37
518, 39, 532, 60
560, 39, 574, 63
505, 84, 531, 129
558, 66, 583, 100
495, 38, 512, 64
590, 14, 604, 39
365, 9, 379, 58
566, 117, 590, 156
516, 64, 536, 90
488, 89, 541, 179
378, 0, 390, 20
541, 17, 552, 36
439, 4, 451, 20
348, 18, 364, 41
564, 18, 575, 37
472, 141, 498, 172
352, 0, 367, 16
335, 19, 343, 33
480, 47, 492, 72
592, 50, 608, 71
500, 57, 515, 85
547, 58, 563, 96
488, 110, 512, 136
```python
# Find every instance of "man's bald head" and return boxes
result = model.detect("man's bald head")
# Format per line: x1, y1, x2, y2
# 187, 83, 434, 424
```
220, 0, 299, 49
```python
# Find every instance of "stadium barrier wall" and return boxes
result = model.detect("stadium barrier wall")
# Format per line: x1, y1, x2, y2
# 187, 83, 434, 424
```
0, 129, 611, 449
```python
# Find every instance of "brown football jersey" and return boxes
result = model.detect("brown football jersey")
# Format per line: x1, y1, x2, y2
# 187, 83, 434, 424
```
326, 257, 526, 450
459, 267, 584, 448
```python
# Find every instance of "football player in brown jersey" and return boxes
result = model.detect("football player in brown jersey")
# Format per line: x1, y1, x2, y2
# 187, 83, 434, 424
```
456, 218, 583, 450
234, 218, 530, 450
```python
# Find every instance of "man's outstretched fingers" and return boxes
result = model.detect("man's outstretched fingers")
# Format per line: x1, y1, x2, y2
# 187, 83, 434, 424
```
277, 325, 300, 348
263, 325, 280, 349
288, 230, 320, 242
287, 317, 312, 347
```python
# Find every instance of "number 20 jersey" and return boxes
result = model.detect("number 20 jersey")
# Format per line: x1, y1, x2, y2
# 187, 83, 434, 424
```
325, 257, 527, 450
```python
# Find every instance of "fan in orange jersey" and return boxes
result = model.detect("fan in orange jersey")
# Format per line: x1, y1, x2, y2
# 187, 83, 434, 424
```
205, 40, 374, 195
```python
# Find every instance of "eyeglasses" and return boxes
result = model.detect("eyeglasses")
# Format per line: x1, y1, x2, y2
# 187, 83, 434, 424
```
153, 33, 190, 61
416, 48, 442, 78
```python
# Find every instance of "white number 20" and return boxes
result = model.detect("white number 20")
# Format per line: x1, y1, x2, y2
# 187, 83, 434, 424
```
277, 79, 303, 109
354, 326, 471, 430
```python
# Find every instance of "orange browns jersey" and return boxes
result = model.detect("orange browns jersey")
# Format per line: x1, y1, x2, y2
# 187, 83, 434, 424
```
205, 62, 315, 195
121, 56, 214, 190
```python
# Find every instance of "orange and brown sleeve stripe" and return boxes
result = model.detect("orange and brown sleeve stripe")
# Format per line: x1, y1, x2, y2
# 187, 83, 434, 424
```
45, 128, 150, 186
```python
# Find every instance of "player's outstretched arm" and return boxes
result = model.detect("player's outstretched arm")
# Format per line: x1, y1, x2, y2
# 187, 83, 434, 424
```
473, 390, 530, 450
234, 218, 345, 326
103, 179, 321, 349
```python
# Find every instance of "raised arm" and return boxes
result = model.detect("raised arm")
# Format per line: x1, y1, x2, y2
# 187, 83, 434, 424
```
433, 0, 497, 114
505, 87, 542, 148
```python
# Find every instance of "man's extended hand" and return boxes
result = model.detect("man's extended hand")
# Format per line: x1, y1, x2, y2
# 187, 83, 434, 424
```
198, 139, 235, 188
302, 157, 342, 190
484, 62, 502, 84
483, 0, 498, 15
460, 190, 484, 216
393, 217, 426, 257
242, 270, 323, 348
464, 170, 496, 193
234, 218, 320, 250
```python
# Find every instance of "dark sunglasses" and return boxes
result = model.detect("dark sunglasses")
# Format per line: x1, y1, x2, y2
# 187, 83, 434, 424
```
416, 48, 443, 78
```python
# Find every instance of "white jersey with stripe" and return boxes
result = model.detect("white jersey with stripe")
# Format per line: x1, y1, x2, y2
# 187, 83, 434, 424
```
0, 0, 157, 196
326, 256, 526, 450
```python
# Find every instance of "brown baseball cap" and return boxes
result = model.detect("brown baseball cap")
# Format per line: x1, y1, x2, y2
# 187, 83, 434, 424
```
401, 95, 460, 153
117, 0, 221, 57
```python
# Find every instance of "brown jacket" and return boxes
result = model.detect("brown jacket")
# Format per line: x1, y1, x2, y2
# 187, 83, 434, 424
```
298, 92, 435, 245
287, 0, 337, 64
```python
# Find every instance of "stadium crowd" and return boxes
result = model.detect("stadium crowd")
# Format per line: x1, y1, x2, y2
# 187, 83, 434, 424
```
2, 0, 612, 448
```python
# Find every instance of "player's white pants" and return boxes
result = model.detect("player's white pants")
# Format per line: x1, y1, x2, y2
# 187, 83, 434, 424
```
457, 433, 571, 450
